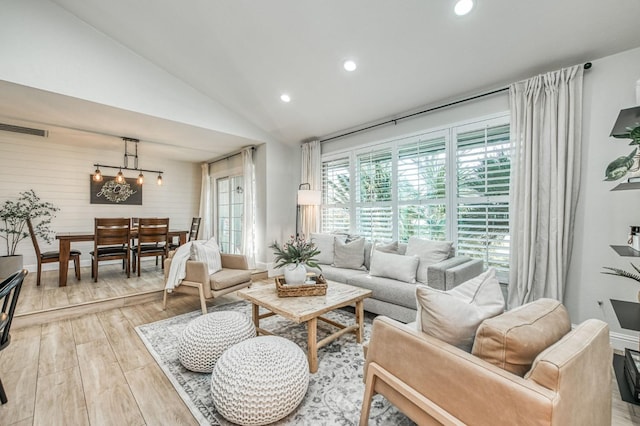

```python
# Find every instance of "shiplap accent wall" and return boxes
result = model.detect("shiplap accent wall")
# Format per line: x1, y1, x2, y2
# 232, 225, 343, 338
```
0, 132, 201, 269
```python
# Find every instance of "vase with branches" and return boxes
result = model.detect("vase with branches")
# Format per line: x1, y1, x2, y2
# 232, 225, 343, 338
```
269, 235, 321, 285
0, 190, 59, 257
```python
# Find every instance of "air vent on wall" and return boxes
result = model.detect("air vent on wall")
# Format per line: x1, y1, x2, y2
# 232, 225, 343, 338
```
0, 123, 48, 137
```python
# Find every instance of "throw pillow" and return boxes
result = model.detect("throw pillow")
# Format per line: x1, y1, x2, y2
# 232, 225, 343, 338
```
472, 298, 571, 377
415, 268, 504, 352
333, 238, 365, 270
310, 233, 347, 265
369, 250, 419, 283
374, 240, 400, 254
190, 238, 222, 275
406, 237, 453, 284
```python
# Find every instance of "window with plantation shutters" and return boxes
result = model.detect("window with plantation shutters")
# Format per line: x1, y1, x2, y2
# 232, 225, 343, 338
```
397, 132, 447, 241
320, 113, 511, 281
355, 148, 393, 240
321, 156, 350, 233
455, 123, 511, 278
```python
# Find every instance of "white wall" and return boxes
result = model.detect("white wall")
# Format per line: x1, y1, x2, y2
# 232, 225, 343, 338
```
565, 46, 640, 349
0, 132, 200, 269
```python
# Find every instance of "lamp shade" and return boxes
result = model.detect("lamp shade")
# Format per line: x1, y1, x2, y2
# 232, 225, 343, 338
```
610, 106, 640, 139
297, 189, 322, 206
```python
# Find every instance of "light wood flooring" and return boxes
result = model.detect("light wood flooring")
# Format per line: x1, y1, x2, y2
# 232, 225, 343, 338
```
15, 261, 167, 316
1, 269, 639, 425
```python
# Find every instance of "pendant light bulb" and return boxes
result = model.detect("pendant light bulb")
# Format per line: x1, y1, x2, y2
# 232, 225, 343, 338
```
157, 174, 163, 186
137, 172, 144, 185
93, 167, 102, 182
116, 170, 125, 183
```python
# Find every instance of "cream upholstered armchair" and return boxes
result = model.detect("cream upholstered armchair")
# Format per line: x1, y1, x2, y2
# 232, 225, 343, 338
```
360, 299, 613, 426
163, 251, 252, 314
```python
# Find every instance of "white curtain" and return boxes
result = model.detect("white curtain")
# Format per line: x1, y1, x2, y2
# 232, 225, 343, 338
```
300, 140, 322, 238
508, 65, 583, 308
241, 147, 256, 269
198, 162, 213, 240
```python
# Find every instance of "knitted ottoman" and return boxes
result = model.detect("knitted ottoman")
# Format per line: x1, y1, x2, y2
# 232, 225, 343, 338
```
178, 311, 256, 373
210, 336, 309, 425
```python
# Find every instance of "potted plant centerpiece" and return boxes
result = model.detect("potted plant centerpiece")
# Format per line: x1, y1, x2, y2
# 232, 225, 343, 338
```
269, 235, 321, 285
0, 190, 59, 278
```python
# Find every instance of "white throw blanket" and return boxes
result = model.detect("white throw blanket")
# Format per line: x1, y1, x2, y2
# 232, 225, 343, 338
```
165, 239, 222, 292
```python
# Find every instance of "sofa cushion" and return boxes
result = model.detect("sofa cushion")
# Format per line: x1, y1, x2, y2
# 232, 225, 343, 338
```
310, 233, 347, 265
472, 298, 571, 377
405, 237, 453, 284
363, 241, 374, 270
347, 274, 418, 309
416, 268, 504, 351
333, 237, 365, 269
210, 268, 251, 291
306, 264, 367, 283
369, 250, 419, 283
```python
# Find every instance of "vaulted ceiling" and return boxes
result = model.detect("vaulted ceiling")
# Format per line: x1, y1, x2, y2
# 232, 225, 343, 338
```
1, 0, 640, 161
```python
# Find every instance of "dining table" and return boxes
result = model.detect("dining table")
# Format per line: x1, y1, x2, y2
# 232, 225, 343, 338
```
55, 229, 189, 287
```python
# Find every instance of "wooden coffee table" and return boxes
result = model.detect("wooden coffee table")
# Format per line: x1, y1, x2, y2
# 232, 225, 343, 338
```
236, 280, 372, 373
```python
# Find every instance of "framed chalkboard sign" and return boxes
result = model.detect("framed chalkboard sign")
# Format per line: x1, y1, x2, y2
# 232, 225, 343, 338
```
90, 175, 143, 205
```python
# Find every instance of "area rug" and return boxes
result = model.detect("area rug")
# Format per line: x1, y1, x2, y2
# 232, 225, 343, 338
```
135, 300, 414, 425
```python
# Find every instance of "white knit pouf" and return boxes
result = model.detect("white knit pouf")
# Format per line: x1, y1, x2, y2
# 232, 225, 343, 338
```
178, 311, 256, 373
210, 336, 309, 425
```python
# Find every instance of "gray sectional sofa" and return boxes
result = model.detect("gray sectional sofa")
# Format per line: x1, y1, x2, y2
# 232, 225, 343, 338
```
306, 234, 483, 323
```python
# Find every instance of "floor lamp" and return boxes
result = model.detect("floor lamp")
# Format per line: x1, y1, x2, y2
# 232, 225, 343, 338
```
296, 183, 322, 238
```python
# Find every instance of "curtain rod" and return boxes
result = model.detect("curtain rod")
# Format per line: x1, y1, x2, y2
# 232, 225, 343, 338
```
207, 145, 256, 165
320, 62, 593, 144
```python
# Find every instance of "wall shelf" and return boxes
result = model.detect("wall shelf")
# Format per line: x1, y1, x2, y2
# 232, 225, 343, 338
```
611, 182, 640, 191
610, 245, 640, 257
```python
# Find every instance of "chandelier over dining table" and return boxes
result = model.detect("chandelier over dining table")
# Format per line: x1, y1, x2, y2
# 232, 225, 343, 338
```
92, 137, 164, 185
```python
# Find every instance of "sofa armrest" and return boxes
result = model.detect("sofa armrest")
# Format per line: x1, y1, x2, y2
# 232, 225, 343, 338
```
365, 316, 555, 425
426, 256, 483, 290
221, 253, 249, 270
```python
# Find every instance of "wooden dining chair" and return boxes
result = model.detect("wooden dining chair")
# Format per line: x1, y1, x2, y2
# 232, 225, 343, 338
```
91, 218, 131, 282
131, 218, 169, 276
27, 218, 81, 286
169, 217, 201, 250
0, 269, 28, 404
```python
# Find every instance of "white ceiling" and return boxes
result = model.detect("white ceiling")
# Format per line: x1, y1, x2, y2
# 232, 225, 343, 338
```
2, 0, 640, 161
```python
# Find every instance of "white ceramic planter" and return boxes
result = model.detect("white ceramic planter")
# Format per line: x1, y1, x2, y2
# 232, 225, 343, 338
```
283, 263, 307, 285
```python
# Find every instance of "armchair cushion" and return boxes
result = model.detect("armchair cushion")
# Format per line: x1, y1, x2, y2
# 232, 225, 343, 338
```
190, 238, 222, 275
472, 298, 571, 376
211, 268, 252, 291
416, 268, 504, 351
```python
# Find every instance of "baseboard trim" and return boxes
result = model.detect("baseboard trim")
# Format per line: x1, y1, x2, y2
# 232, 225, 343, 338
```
610, 330, 639, 352
12, 289, 164, 329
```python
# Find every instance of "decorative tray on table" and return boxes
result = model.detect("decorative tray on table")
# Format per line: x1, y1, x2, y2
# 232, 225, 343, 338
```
274, 274, 327, 297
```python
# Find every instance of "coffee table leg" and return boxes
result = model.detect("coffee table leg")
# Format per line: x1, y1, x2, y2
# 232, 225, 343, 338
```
307, 317, 318, 373
252, 303, 260, 331
355, 300, 364, 343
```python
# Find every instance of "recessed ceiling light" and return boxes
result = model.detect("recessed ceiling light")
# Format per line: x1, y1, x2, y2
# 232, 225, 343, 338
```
280, 94, 291, 103
454, 0, 474, 15
343, 60, 357, 72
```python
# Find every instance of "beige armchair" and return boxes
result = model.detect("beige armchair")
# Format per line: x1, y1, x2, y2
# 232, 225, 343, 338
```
163, 251, 252, 314
360, 307, 612, 425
